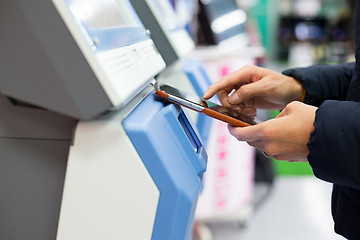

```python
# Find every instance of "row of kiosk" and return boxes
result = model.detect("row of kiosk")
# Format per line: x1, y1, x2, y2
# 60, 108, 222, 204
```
0, 0, 258, 239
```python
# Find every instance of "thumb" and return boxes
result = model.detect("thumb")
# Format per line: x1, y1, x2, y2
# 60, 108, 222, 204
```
276, 108, 288, 118
228, 80, 266, 104
227, 124, 262, 142
276, 101, 300, 118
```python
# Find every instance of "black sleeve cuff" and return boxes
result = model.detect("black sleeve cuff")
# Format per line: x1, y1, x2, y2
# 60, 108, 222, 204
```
283, 63, 355, 107
307, 100, 360, 190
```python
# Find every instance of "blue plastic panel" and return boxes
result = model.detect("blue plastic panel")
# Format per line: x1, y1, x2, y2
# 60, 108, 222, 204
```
182, 59, 212, 97
123, 93, 207, 240
182, 59, 215, 147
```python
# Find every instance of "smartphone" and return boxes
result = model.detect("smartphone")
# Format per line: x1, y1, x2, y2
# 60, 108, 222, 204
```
153, 81, 259, 127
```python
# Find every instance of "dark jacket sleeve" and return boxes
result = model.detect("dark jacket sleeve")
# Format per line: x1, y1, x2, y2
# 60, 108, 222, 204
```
307, 100, 360, 190
283, 62, 355, 107
283, 62, 360, 190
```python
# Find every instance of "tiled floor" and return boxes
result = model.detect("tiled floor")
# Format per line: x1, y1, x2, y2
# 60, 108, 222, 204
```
207, 177, 346, 240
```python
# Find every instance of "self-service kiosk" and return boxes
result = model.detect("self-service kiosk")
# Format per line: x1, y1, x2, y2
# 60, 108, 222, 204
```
130, 0, 214, 145
0, 0, 206, 239
130, 0, 255, 228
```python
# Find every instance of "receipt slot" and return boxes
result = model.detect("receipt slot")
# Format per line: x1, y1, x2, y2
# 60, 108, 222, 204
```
0, 0, 207, 239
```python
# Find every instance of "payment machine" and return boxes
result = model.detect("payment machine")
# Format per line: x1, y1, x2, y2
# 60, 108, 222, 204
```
130, 0, 214, 145
131, 0, 257, 226
0, 0, 206, 239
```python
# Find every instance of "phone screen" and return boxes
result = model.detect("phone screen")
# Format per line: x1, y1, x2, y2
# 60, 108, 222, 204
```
157, 83, 258, 126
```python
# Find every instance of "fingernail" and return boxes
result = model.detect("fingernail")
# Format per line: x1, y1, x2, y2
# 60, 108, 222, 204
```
246, 109, 257, 117
203, 91, 209, 99
247, 112, 257, 118
228, 92, 240, 104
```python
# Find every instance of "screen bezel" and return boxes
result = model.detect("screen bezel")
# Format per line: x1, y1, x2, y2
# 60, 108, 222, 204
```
147, 0, 183, 32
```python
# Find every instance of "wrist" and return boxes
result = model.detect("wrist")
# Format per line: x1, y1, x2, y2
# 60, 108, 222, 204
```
290, 77, 306, 102
300, 88, 306, 102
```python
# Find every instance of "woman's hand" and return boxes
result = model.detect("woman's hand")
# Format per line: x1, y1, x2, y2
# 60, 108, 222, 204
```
227, 101, 317, 162
203, 65, 305, 114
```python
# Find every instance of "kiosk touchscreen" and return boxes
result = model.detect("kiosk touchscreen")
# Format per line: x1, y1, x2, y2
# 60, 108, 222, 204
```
55, 0, 166, 107
0, 0, 207, 240
0, 0, 165, 119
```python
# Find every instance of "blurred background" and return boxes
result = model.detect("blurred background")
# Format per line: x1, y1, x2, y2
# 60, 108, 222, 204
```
167, 0, 355, 239
2, 0, 355, 240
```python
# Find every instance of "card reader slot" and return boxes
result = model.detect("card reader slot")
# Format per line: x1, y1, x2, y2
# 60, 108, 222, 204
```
178, 112, 201, 154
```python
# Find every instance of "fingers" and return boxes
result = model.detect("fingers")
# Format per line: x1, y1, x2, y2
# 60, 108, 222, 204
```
217, 89, 257, 117
203, 65, 263, 100
247, 139, 282, 156
217, 90, 237, 108
242, 107, 257, 117
270, 153, 308, 162
226, 99, 315, 163
276, 101, 311, 118
227, 123, 265, 142
247, 138, 307, 162
230, 125, 302, 161
228, 80, 268, 104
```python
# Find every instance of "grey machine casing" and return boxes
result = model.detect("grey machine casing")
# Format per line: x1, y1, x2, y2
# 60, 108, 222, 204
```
0, 1, 114, 239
